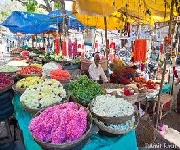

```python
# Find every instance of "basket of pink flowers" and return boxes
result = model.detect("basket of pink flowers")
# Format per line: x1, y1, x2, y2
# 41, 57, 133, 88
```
29, 102, 92, 150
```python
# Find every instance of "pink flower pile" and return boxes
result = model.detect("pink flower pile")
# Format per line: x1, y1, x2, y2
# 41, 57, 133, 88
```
29, 102, 88, 144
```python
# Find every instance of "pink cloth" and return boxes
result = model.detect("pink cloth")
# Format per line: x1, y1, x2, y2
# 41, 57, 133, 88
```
68, 39, 73, 58
73, 39, 77, 57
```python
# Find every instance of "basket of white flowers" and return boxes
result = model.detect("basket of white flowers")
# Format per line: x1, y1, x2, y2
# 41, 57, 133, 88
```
20, 79, 67, 115
93, 113, 139, 135
89, 95, 135, 125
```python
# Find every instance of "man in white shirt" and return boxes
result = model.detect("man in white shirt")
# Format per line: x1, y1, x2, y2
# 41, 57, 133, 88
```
88, 54, 108, 83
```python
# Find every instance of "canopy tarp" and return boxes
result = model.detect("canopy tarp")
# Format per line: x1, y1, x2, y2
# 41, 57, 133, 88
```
74, 0, 179, 28
75, 0, 178, 17
8, 25, 57, 34
48, 10, 85, 30
1, 11, 62, 34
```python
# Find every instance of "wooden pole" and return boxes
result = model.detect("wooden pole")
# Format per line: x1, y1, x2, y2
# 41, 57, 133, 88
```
60, 0, 67, 36
171, 23, 178, 95
155, 0, 175, 128
168, 0, 175, 35
104, 17, 109, 61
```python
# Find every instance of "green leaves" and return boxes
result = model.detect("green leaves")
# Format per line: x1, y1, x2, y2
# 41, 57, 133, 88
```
26, 0, 38, 12
67, 75, 103, 103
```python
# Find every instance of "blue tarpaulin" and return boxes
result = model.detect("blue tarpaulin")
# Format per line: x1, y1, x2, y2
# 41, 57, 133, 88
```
48, 10, 85, 30
1, 11, 62, 34
8, 25, 57, 34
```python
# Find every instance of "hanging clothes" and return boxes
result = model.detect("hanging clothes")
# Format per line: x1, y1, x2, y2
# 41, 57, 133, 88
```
68, 39, 73, 58
81, 44, 85, 57
55, 38, 60, 55
73, 38, 78, 57
110, 42, 115, 49
62, 40, 67, 56
133, 39, 147, 62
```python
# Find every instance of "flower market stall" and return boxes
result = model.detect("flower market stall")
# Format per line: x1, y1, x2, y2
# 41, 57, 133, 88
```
1, 0, 180, 149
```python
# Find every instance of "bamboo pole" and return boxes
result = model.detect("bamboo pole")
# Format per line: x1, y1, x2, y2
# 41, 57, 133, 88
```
104, 17, 109, 61
60, 0, 67, 36
155, 0, 175, 128
171, 23, 178, 95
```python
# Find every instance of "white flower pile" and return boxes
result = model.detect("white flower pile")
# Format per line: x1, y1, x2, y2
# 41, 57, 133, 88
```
92, 95, 134, 117
0, 65, 20, 72
42, 62, 60, 77
20, 79, 66, 109
97, 116, 135, 131
7, 61, 29, 67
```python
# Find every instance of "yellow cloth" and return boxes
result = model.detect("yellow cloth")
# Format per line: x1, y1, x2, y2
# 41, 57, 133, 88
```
73, 0, 179, 29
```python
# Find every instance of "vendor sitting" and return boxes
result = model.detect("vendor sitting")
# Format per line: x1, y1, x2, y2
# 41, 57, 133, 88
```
116, 65, 138, 85
88, 54, 108, 84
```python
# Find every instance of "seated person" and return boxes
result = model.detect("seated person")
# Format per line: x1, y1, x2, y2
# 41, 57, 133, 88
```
116, 65, 138, 85
88, 54, 108, 83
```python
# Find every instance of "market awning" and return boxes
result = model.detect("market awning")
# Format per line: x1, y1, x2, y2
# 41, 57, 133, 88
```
48, 10, 85, 30
74, 0, 179, 28
1, 11, 62, 34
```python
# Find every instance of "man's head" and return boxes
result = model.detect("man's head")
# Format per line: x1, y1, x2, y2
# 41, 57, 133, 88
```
94, 54, 100, 67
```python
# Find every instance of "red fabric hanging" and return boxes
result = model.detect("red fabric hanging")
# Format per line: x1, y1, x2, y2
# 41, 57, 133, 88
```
94, 42, 98, 49
55, 38, 60, 55
160, 44, 163, 53
68, 39, 73, 58
73, 39, 78, 57
81, 44, 85, 57
109, 54, 114, 62
110, 42, 115, 49
173, 66, 179, 78
78, 44, 81, 48
133, 39, 147, 62
62, 40, 67, 56
141, 63, 145, 71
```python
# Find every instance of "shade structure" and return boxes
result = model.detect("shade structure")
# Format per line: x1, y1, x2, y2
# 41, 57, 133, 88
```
48, 10, 85, 30
74, 0, 179, 28
72, 2, 125, 30
9, 25, 57, 34
1, 11, 62, 34
75, 0, 123, 16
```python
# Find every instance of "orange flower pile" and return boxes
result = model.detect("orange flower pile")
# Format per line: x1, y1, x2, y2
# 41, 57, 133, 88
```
17, 66, 42, 75
50, 69, 71, 81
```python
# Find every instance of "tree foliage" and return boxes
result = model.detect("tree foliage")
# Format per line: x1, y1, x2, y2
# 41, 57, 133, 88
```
0, 1, 25, 22
11, 0, 62, 13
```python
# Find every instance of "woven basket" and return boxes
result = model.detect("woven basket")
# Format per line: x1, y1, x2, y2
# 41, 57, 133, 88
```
0, 82, 14, 94
137, 92, 147, 102
122, 93, 139, 104
22, 98, 68, 115
135, 118, 155, 147
69, 95, 90, 107
12, 83, 26, 95
89, 101, 134, 125
93, 114, 139, 135
59, 80, 70, 84
101, 83, 125, 89
23, 104, 40, 115
81, 60, 108, 71
110, 64, 125, 74
31, 103, 92, 150
17, 73, 42, 78
81, 60, 92, 71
